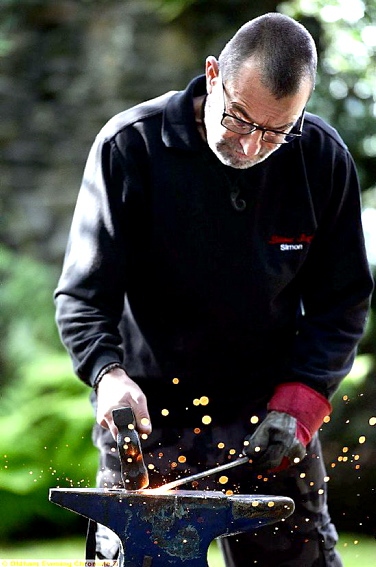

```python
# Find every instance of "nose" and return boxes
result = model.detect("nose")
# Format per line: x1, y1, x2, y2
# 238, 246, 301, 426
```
239, 130, 263, 156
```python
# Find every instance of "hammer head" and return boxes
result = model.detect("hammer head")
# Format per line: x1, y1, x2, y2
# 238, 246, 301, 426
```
112, 406, 149, 490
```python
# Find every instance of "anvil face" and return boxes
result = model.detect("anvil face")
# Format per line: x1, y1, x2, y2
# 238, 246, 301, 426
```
49, 488, 294, 566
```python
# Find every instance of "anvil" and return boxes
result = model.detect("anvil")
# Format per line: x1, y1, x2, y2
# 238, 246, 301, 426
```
49, 487, 294, 566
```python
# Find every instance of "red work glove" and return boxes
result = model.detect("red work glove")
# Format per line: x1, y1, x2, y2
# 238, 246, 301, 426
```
243, 382, 332, 472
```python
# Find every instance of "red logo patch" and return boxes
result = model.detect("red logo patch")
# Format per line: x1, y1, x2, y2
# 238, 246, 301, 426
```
269, 233, 314, 245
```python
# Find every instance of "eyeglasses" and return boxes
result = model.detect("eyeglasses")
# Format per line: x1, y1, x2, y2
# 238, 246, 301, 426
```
220, 82, 304, 144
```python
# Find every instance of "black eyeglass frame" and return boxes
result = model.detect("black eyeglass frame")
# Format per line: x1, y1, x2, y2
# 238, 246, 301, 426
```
220, 82, 305, 144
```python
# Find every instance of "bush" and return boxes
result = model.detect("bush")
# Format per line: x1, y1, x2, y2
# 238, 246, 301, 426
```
0, 246, 97, 540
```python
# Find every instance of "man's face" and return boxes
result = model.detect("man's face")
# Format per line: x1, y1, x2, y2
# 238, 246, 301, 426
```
204, 57, 311, 169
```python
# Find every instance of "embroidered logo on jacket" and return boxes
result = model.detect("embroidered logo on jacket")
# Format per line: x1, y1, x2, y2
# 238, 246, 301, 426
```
269, 233, 314, 251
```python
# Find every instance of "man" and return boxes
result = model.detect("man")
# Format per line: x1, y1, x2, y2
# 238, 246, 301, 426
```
54, 12, 373, 566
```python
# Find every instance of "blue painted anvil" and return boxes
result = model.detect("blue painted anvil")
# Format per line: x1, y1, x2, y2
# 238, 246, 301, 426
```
49, 487, 294, 566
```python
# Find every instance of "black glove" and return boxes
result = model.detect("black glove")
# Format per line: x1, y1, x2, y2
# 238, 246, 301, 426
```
243, 410, 306, 471
243, 382, 332, 472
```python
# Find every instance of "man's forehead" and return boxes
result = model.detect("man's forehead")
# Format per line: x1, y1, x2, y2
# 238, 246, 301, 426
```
226, 56, 312, 102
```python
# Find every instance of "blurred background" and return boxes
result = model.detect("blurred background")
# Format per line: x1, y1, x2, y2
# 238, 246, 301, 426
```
1, 0, 376, 561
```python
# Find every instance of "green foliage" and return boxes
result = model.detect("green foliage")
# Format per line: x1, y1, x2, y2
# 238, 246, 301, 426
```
0, 351, 97, 539
279, 0, 376, 190
147, 0, 196, 21
0, 246, 97, 540
320, 357, 376, 535
0, 245, 62, 369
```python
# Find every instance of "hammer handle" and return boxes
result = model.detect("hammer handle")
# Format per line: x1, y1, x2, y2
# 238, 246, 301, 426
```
112, 406, 149, 490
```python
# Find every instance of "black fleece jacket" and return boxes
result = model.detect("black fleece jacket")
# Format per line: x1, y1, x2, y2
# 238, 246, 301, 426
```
54, 75, 373, 423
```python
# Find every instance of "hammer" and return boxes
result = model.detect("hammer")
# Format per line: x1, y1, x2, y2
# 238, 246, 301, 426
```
112, 406, 149, 490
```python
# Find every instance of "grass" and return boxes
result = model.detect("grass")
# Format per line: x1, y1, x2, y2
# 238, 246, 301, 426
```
337, 533, 376, 566
0, 534, 375, 565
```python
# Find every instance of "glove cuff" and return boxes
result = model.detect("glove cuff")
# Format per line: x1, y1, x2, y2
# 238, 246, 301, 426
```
268, 382, 332, 441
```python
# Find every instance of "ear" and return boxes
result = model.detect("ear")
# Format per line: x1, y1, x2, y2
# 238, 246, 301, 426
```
205, 56, 220, 94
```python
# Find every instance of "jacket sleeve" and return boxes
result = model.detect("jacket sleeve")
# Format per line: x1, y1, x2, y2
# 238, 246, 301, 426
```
54, 126, 148, 387
290, 148, 374, 398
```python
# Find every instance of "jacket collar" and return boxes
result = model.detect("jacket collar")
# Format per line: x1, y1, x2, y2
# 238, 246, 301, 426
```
162, 75, 206, 151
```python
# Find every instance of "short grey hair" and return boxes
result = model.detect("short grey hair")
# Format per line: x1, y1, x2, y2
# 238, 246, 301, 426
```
218, 13, 317, 98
